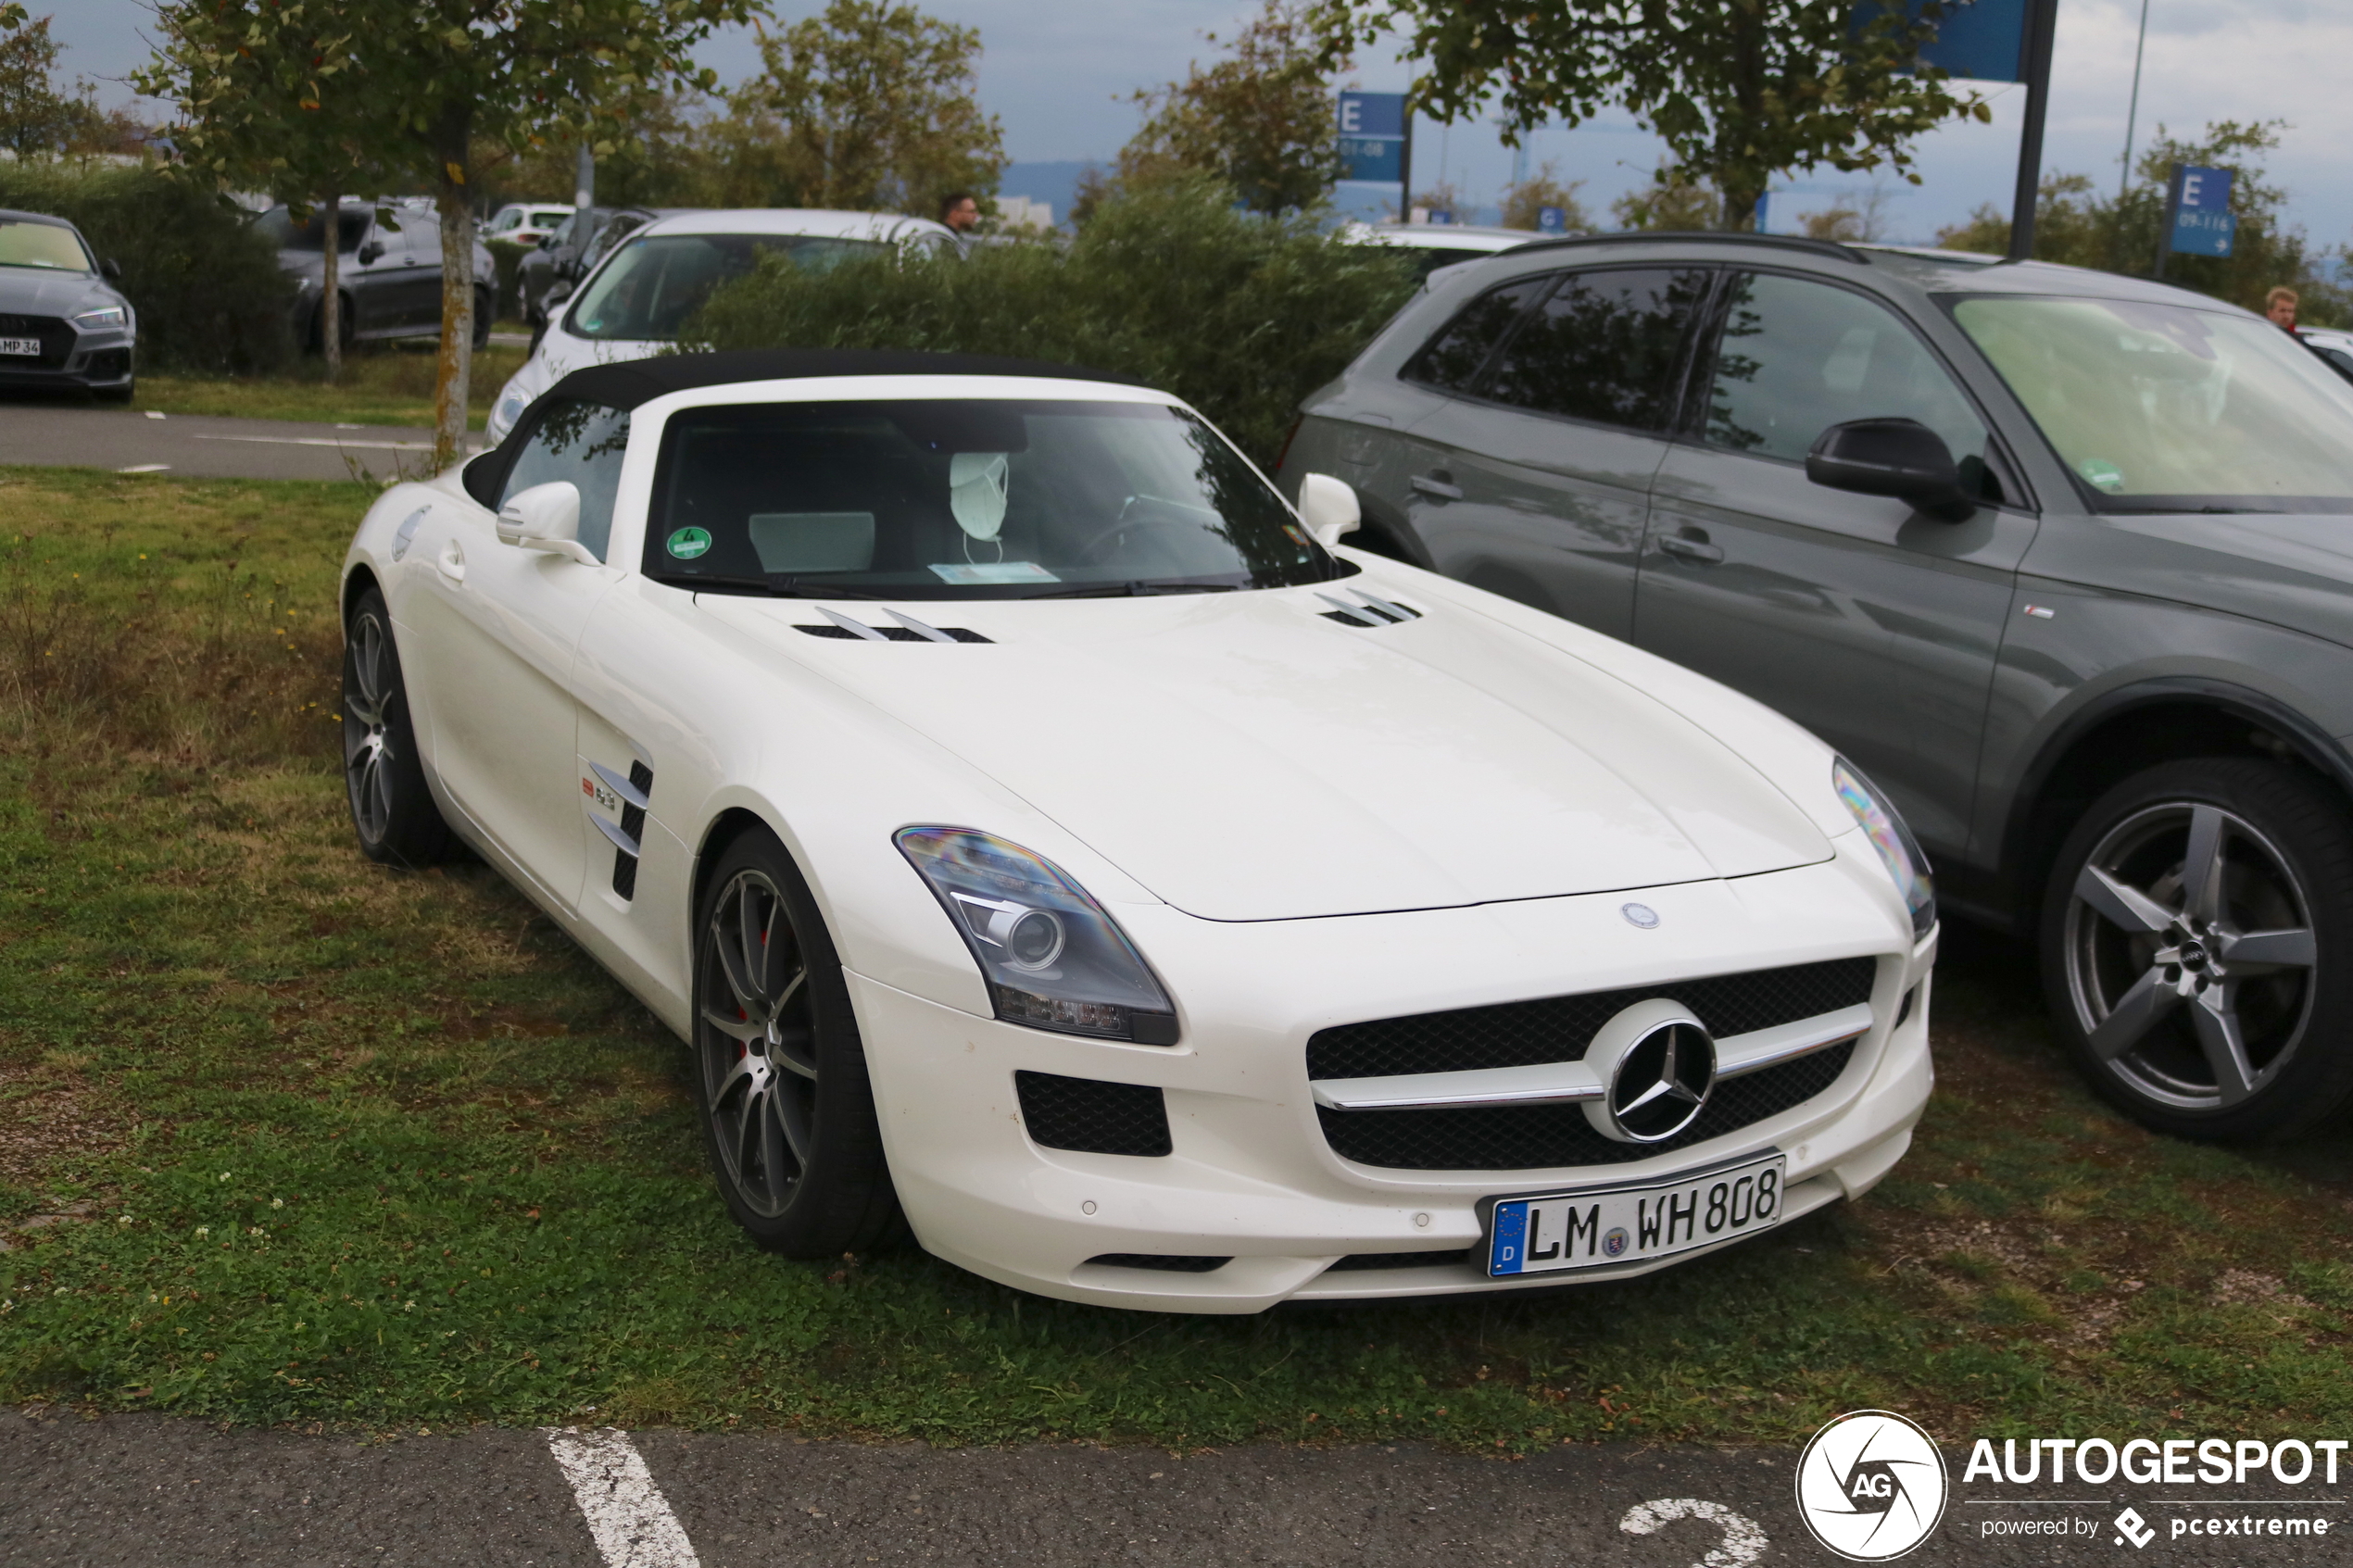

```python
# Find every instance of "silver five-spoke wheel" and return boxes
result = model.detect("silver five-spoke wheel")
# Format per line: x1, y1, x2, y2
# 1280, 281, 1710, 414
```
339, 587, 452, 866
697, 868, 818, 1218
343, 610, 396, 844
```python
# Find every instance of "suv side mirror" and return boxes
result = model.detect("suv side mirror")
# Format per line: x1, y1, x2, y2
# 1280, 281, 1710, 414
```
1299, 472, 1362, 547
100, 257, 123, 280
1806, 419, 1976, 522
357, 239, 385, 266
497, 481, 595, 563
546, 279, 574, 307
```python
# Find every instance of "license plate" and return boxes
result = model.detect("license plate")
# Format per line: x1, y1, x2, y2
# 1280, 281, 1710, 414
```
1484, 1151, 1786, 1276
0, 337, 40, 357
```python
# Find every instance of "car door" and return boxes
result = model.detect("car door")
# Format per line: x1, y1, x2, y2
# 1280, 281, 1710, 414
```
1634, 269, 2039, 859
383, 214, 448, 330
346, 217, 404, 335
1391, 266, 1711, 641
397, 399, 630, 911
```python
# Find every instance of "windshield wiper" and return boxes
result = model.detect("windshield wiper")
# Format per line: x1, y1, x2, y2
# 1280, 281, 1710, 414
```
657, 572, 898, 599
1019, 580, 1244, 599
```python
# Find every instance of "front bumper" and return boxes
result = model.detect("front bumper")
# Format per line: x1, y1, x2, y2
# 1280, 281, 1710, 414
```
850, 847, 1936, 1313
0, 332, 132, 391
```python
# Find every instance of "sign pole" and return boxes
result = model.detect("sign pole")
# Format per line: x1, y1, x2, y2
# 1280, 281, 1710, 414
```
2006, 0, 2060, 261
2153, 164, 2183, 281
1400, 105, 1414, 219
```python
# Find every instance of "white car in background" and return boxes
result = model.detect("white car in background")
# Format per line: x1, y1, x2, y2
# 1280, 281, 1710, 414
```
1340, 220, 1546, 282
484, 202, 575, 251
341, 349, 1935, 1312
486, 209, 961, 442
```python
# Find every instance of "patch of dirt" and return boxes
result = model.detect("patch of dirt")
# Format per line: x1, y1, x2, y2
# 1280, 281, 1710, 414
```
0, 1060, 129, 1190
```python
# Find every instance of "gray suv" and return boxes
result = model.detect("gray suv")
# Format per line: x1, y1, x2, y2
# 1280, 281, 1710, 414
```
1282, 232, 2353, 1141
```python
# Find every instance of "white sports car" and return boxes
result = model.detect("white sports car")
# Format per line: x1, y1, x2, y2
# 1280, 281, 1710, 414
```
339, 349, 1937, 1313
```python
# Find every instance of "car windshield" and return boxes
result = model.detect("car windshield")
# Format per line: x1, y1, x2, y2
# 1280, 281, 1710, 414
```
0, 220, 90, 272
645, 398, 1338, 599
566, 232, 889, 342
256, 206, 372, 253
1952, 295, 2353, 511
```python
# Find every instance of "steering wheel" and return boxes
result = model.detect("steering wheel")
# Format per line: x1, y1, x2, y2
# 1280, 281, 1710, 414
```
1062, 495, 1156, 566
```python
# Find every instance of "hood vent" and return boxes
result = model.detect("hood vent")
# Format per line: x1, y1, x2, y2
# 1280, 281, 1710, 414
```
1317, 589, 1422, 628
796, 606, 991, 643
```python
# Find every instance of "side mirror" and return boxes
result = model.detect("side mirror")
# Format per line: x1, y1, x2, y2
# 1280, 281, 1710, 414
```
496, 482, 595, 563
100, 257, 122, 281
546, 280, 574, 307
1805, 419, 1976, 522
1299, 471, 1362, 548
357, 239, 385, 266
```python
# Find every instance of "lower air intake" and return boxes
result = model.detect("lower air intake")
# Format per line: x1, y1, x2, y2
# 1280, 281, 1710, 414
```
1083, 1254, 1230, 1273
1015, 1071, 1172, 1157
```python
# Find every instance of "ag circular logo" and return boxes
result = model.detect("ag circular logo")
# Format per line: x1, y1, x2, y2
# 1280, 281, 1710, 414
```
1795, 1410, 1948, 1561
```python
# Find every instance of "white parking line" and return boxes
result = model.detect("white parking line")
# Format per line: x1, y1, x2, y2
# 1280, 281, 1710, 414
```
1619, 1498, 1768, 1566
191, 433, 440, 452
118, 463, 170, 473
544, 1426, 702, 1568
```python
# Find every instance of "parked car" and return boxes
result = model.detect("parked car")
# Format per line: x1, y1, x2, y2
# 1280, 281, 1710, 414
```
487, 207, 960, 442
337, 347, 1935, 1311
1284, 232, 2353, 1141
2296, 325, 2353, 387
259, 199, 497, 351
517, 205, 686, 341
483, 201, 574, 251
1340, 220, 1543, 282
0, 207, 134, 400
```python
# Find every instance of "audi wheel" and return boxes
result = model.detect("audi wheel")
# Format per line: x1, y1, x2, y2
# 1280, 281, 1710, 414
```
2041, 759, 2353, 1140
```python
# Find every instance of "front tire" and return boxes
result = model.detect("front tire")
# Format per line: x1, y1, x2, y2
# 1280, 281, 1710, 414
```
692, 827, 901, 1255
2041, 758, 2353, 1140
342, 587, 455, 867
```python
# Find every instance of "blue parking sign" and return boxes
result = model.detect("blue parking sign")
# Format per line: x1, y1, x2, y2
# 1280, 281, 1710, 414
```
1337, 91, 1406, 184
1537, 205, 1567, 233
2170, 165, 2236, 258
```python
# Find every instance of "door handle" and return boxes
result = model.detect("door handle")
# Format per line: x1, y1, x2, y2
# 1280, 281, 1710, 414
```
1410, 472, 1464, 501
1656, 533, 1724, 564
436, 538, 466, 583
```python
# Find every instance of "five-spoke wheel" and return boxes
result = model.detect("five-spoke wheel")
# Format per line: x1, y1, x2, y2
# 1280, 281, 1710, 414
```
341, 586, 453, 866
2044, 759, 2353, 1139
690, 827, 900, 1253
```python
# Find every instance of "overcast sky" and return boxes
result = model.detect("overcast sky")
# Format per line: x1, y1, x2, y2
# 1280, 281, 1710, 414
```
53, 0, 2353, 249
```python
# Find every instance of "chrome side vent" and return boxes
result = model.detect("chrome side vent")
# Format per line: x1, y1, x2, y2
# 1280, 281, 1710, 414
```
587, 759, 653, 899
1316, 590, 1423, 628
796, 604, 991, 643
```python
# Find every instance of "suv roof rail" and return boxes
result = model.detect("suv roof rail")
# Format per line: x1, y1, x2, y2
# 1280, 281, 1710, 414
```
1507, 230, 1868, 264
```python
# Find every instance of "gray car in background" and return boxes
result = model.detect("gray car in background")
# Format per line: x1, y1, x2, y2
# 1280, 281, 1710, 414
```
0, 207, 134, 399
259, 199, 496, 351
1282, 232, 2353, 1142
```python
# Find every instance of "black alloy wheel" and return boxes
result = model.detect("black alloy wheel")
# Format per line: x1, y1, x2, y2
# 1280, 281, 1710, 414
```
691, 827, 900, 1255
2042, 759, 2353, 1140
341, 586, 455, 866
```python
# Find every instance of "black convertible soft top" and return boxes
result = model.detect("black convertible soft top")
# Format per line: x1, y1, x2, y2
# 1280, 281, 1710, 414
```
545, 347, 1142, 412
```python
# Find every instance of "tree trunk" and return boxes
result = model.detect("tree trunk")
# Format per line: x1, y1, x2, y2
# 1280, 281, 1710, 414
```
1721, 185, 1759, 233
432, 160, 474, 473
319, 188, 341, 383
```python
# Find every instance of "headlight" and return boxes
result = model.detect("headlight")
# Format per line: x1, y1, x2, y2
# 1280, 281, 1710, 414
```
72, 306, 128, 331
490, 388, 529, 440
897, 827, 1179, 1044
1833, 758, 1935, 938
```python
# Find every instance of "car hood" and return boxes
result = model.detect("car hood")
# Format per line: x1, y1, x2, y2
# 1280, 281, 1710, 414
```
696, 583, 1833, 921
0, 268, 120, 316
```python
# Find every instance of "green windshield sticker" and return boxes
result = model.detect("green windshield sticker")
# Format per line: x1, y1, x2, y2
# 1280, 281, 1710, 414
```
666, 526, 712, 559
2079, 459, 2125, 494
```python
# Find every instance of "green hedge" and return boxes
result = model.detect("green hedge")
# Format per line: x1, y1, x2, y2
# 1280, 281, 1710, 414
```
0, 162, 296, 376
686, 179, 1420, 468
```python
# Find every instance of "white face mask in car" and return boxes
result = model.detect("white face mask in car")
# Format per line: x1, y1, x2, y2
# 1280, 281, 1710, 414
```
950, 451, 1010, 541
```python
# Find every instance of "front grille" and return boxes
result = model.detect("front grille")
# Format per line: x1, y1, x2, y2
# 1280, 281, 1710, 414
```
1306, 957, 1877, 1082
1083, 1253, 1229, 1273
0, 313, 71, 370
1317, 1039, 1856, 1171
1327, 1248, 1472, 1272
1015, 1071, 1171, 1157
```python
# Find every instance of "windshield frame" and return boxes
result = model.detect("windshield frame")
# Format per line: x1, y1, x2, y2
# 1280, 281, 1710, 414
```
634, 393, 1348, 601
1939, 289, 2353, 515
561, 230, 895, 344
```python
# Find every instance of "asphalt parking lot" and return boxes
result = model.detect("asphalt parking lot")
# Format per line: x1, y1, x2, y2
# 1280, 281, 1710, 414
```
4, 1406, 2346, 1566
0, 405, 477, 483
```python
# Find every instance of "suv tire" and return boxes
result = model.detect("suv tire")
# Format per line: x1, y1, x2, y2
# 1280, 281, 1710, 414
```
2041, 758, 2353, 1140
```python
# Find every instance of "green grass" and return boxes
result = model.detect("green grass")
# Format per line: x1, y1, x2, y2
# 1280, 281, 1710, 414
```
4, 465, 2352, 1446
133, 342, 529, 432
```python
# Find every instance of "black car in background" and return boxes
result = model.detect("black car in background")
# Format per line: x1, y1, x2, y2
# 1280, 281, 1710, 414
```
259, 199, 496, 351
518, 207, 698, 341
0, 207, 135, 399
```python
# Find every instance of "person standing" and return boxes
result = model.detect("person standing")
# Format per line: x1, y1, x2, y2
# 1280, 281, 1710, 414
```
938, 193, 980, 235
2267, 285, 2300, 333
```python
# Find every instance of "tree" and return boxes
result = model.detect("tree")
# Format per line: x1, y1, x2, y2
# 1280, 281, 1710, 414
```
1933, 120, 2351, 324
738, 0, 1004, 216
135, 1, 377, 381
1610, 164, 1720, 231
0, 11, 136, 157
1799, 184, 1894, 242
1316, 0, 1988, 232
1498, 162, 1590, 232
1113, 0, 1351, 216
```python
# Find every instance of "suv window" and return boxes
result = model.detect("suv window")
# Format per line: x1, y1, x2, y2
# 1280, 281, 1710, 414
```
1403, 275, 1551, 395
500, 400, 631, 560
1706, 272, 1994, 488
1482, 268, 1709, 431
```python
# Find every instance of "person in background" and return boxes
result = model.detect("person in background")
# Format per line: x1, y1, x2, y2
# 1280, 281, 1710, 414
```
939, 193, 980, 235
2266, 285, 2300, 333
